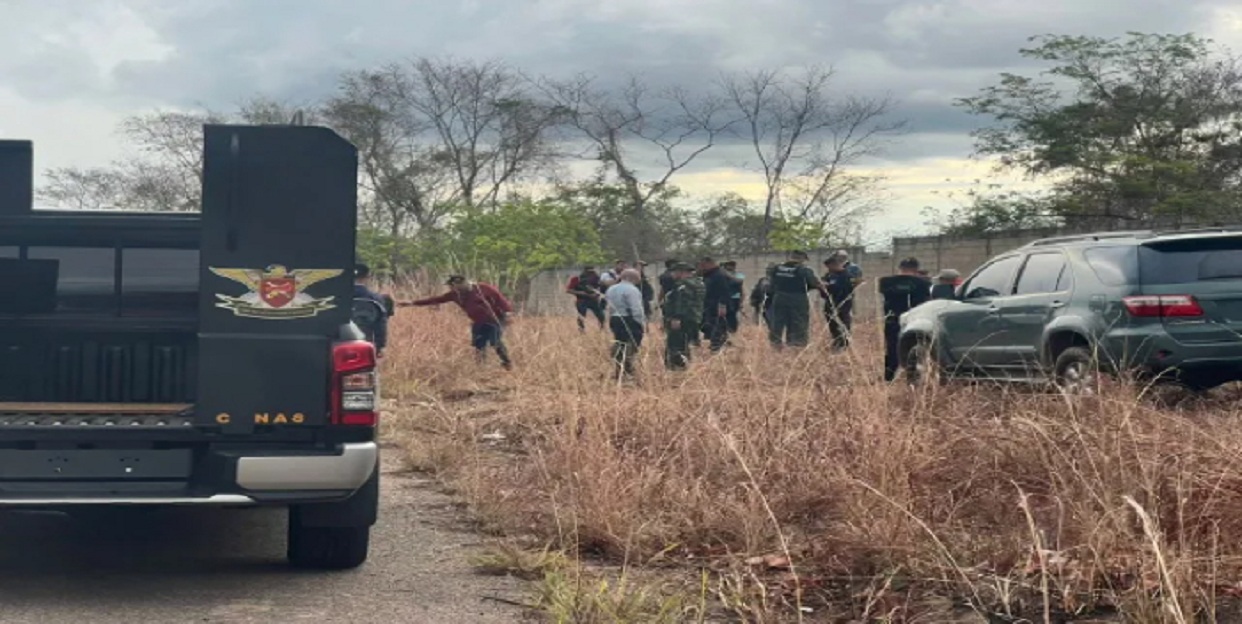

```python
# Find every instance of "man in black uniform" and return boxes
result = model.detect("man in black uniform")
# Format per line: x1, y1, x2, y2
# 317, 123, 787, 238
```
820, 254, 856, 351
657, 259, 678, 323
766, 250, 825, 348
878, 257, 932, 381
721, 260, 744, 334
698, 256, 734, 352
352, 263, 390, 357
566, 265, 606, 332
749, 275, 772, 327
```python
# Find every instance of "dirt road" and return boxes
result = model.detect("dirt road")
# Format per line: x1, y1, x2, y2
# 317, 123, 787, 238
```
0, 449, 529, 623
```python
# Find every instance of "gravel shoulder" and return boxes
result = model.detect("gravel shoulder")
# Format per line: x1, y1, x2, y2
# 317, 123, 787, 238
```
0, 447, 530, 623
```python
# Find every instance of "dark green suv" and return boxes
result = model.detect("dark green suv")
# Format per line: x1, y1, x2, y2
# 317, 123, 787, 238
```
898, 228, 1242, 392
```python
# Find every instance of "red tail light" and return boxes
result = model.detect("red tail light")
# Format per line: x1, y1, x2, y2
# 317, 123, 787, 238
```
331, 341, 378, 426
1123, 295, 1204, 318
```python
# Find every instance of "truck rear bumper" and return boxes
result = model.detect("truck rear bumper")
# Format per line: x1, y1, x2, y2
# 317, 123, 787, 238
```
236, 441, 378, 491
0, 442, 378, 506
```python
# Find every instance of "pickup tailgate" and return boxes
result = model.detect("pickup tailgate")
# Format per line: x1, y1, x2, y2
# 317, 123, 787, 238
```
195, 125, 358, 433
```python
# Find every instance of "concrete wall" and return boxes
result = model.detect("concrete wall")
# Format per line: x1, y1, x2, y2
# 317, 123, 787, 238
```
519, 224, 1202, 319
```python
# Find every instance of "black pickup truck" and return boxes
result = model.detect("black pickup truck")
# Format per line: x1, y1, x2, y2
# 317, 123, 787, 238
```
0, 125, 379, 570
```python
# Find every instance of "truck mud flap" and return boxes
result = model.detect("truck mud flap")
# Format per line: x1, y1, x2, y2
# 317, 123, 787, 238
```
195, 125, 358, 434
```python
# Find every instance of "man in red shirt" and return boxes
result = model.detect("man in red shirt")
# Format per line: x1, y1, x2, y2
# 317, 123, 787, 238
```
402, 275, 514, 369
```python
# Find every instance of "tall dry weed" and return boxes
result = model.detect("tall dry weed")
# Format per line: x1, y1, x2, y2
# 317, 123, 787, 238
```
383, 304, 1242, 621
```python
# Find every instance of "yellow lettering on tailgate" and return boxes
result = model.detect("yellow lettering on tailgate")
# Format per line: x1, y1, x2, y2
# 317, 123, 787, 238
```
216, 413, 231, 424
252, 412, 308, 425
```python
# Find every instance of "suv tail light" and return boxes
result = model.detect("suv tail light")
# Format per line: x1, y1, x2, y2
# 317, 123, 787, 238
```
1123, 295, 1205, 318
332, 341, 378, 426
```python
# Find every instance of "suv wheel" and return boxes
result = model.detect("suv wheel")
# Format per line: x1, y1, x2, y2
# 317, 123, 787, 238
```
1053, 346, 1097, 395
287, 516, 371, 570
905, 338, 942, 386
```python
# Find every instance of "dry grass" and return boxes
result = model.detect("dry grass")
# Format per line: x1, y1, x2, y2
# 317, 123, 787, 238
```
381, 304, 1242, 622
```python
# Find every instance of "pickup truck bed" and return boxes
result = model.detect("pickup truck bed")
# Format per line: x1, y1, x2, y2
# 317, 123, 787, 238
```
0, 125, 381, 570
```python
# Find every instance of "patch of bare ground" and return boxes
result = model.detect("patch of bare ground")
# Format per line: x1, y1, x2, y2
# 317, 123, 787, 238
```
382, 307, 1242, 623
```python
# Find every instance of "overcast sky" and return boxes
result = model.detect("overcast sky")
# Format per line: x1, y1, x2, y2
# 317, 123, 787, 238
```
3, 0, 1241, 241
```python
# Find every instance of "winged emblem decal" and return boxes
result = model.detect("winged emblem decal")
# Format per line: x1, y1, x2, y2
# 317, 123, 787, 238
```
209, 264, 344, 319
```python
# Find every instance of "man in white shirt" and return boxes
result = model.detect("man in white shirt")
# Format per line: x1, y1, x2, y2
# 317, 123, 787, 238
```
603, 268, 646, 378
599, 260, 628, 290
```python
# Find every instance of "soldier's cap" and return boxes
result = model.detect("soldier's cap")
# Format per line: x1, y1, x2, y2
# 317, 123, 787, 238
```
445, 275, 467, 285
936, 268, 961, 281
672, 262, 696, 272
788, 250, 809, 259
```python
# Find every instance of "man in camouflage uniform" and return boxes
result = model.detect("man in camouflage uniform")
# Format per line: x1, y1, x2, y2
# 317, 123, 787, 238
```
662, 262, 704, 370
766, 250, 825, 348
687, 264, 706, 348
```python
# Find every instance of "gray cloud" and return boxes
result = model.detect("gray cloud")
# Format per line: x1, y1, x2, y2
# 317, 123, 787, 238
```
2, 0, 1238, 168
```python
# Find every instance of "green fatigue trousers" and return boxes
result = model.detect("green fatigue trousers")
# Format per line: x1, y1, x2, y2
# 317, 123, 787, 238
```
768, 294, 810, 348
664, 320, 693, 370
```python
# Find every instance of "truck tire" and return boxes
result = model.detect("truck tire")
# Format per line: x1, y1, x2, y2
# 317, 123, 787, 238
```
287, 517, 371, 570
286, 459, 379, 570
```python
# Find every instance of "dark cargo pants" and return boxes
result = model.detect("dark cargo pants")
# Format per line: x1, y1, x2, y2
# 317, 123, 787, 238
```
768, 295, 810, 347
701, 312, 729, 352
609, 316, 644, 377
883, 319, 901, 381
824, 301, 853, 351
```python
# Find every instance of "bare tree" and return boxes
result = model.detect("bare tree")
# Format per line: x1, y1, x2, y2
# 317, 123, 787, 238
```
538, 74, 733, 220
118, 110, 228, 211
720, 65, 904, 239
783, 172, 887, 240
37, 97, 319, 214
236, 95, 322, 126
38, 109, 226, 212
324, 68, 457, 237
37, 167, 130, 211
404, 57, 566, 208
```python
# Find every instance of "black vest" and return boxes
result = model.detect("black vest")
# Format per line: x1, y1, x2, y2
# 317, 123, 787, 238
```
770, 263, 809, 294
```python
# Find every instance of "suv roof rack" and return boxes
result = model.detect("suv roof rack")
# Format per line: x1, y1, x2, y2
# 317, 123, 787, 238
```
1151, 225, 1242, 237
1023, 230, 1152, 248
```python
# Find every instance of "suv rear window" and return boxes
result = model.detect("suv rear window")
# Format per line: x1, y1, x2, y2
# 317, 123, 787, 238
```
1084, 246, 1138, 286
1139, 237, 1242, 284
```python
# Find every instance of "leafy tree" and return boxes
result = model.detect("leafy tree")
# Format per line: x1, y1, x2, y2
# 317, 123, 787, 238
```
924, 189, 1061, 237
957, 32, 1242, 228
445, 199, 605, 296
548, 179, 688, 261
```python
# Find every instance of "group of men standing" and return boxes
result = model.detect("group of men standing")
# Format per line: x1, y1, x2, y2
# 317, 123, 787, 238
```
362, 248, 951, 381
566, 250, 871, 377
564, 249, 957, 383
566, 257, 746, 376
